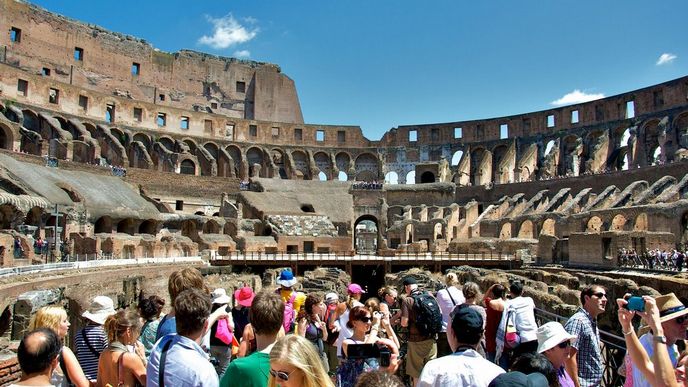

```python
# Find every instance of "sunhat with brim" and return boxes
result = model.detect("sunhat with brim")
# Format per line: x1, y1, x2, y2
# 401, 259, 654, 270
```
638, 293, 688, 335
211, 288, 231, 305
234, 286, 255, 307
276, 269, 298, 287
536, 321, 577, 353
82, 296, 116, 325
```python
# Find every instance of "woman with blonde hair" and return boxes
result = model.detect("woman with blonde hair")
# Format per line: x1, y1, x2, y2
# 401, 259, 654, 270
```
96, 310, 147, 387
268, 334, 334, 387
28, 305, 91, 387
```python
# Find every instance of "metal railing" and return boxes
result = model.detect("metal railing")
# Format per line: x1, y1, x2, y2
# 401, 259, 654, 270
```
210, 251, 516, 262
535, 308, 625, 387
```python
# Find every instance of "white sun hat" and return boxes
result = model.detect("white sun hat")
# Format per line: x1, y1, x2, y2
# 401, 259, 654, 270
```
536, 321, 577, 353
82, 296, 116, 325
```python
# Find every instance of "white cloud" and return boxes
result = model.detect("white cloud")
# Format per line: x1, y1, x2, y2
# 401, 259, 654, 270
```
233, 50, 251, 59
551, 90, 605, 106
656, 53, 677, 66
198, 14, 258, 50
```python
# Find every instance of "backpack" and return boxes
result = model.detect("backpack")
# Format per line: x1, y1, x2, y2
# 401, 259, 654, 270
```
410, 290, 443, 336
279, 291, 297, 333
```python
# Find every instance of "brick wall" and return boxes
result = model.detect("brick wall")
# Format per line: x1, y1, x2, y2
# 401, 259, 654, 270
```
0, 354, 20, 386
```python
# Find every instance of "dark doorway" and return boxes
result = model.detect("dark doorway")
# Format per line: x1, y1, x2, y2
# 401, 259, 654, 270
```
420, 171, 435, 183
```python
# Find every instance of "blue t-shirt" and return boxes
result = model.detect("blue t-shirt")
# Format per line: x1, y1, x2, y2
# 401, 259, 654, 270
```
155, 315, 177, 342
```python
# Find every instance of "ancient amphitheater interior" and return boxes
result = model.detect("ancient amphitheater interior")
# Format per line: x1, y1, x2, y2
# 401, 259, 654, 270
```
1, 0, 688, 385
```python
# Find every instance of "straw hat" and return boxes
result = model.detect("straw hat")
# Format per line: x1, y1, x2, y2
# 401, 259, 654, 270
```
637, 293, 688, 335
82, 296, 116, 325
536, 321, 577, 353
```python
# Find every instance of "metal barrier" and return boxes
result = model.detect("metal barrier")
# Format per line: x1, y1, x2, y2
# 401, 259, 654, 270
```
534, 308, 625, 387
211, 251, 516, 262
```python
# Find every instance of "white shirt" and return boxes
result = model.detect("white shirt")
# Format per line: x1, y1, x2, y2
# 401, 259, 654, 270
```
417, 349, 505, 387
335, 300, 364, 357
436, 286, 465, 332
505, 296, 538, 342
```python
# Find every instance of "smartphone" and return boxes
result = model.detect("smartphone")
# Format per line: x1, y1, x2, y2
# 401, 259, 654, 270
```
625, 296, 645, 312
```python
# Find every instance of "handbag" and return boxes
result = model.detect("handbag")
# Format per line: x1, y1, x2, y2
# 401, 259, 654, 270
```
504, 309, 521, 349
215, 318, 233, 345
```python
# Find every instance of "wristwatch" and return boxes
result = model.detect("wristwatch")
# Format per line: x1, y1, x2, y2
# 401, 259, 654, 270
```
653, 335, 667, 344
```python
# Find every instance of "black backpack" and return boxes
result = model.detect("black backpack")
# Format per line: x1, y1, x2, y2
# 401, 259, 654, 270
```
410, 290, 443, 336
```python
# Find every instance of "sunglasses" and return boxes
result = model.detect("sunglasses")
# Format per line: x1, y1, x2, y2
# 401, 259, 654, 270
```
269, 369, 293, 382
592, 292, 607, 299
675, 315, 688, 325
359, 316, 373, 323
557, 341, 571, 349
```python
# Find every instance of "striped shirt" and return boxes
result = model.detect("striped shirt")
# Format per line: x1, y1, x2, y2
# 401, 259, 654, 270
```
74, 324, 108, 381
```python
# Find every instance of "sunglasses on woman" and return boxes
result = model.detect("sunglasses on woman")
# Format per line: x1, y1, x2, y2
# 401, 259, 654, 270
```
359, 316, 372, 323
269, 369, 293, 381
557, 341, 571, 349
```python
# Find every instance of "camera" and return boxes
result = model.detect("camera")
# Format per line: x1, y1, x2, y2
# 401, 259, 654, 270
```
373, 311, 383, 319
623, 296, 645, 312
347, 343, 392, 367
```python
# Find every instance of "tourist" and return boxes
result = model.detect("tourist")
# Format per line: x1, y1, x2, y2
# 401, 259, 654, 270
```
28, 305, 91, 387
74, 295, 115, 382
209, 288, 235, 376
618, 293, 688, 387
296, 294, 329, 372
364, 297, 399, 349
458, 281, 487, 357
564, 284, 607, 387
13, 235, 23, 259
337, 306, 385, 386
221, 290, 285, 387
274, 269, 306, 334
435, 272, 465, 357
509, 352, 558, 386
96, 310, 147, 387
484, 283, 507, 365
400, 276, 438, 386
323, 292, 341, 372
138, 295, 166, 357
377, 286, 401, 326
334, 283, 365, 359
267, 334, 334, 387
232, 285, 255, 346
417, 304, 505, 386
536, 322, 577, 387
10, 328, 62, 387
147, 288, 218, 387
496, 281, 538, 367
156, 267, 209, 341
354, 370, 405, 387
488, 371, 550, 387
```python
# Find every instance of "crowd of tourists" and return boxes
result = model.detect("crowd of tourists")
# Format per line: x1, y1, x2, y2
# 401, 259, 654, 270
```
618, 248, 688, 271
9, 266, 688, 386
352, 181, 383, 190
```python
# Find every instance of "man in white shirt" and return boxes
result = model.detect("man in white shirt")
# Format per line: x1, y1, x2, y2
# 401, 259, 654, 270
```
435, 272, 465, 357
418, 304, 505, 387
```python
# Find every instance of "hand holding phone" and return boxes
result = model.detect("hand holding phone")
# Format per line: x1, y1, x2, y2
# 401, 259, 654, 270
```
624, 296, 645, 312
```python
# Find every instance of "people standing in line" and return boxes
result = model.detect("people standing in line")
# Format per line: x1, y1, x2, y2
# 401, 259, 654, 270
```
296, 294, 329, 372
458, 281, 487, 357
268, 332, 334, 387
138, 295, 166, 357
484, 283, 507, 365
435, 272, 465, 357
74, 295, 116, 382
334, 283, 365, 360
28, 305, 91, 387
537, 322, 577, 387
564, 285, 607, 387
209, 288, 235, 377
10, 328, 62, 387
496, 281, 538, 367
147, 288, 220, 387
400, 276, 438, 386
96, 310, 147, 387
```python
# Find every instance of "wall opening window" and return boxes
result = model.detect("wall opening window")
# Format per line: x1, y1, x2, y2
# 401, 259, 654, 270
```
294, 128, 303, 141
522, 118, 531, 132
10, 27, 21, 43
131, 63, 140, 76
106, 104, 115, 123
133, 107, 142, 122
236, 81, 246, 93
48, 88, 59, 104
338, 130, 346, 143
78, 95, 88, 111
249, 125, 257, 137
74, 47, 84, 61
204, 120, 213, 134
272, 127, 280, 137
571, 110, 579, 124
454, 127, 462, 139
157, 113, 166, 127
17, 79, 28, 96
316, 130, 325, 142
500, 124, 509, 139
42, 68, 51, 76
175, 200, 184, 210
547, 114, 555, 128
476, 125, 484, 140
626, 100, 635, 119
180, 116, 189, 130
409, 130, 417, 142
210, 102, 218, 110
159, 94, 165, 102
430, 128, 439, 141
225, 124, 234, 139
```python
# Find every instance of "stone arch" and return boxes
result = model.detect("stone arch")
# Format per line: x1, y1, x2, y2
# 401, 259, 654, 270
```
25, 206, 43, 229
470, 147, 488, 186
203, 220, 220, 234
433, 222, 444, 241
181, 138, 198, 154
586, 216, 603, 233
560, 134, 582, 176
223, 222, 237, 237
132, 132, 151, 148
385, 171, 399, 184
270, 148, 287, 179
406, 171, 416, 185
354, 215, 378, 253
541, 219, 556, 236
420, 171, 435, 183
517, 220, 534, 239
94, 216, 113, 233
674, 111, 688, 150
158, 136, 175, 152
226, 145, 242, 177
291, 150, 310, 179
52, 116, 68, 131
313, 152, 332, 180
499, 223, 512, 239
451, 150, 464, 166
354, 153, 379, 181
610, 214, 627, 231
203, 142, 220, 159
116, 218, 137, 235
246, 147, 265, 178
0, 122, 14, 150
179, 159, 196, 175
335, 152, 352, 176
82, 122, 98, 138
642, 119, 662, 165
0, 204, 21, 229
138, 219, 157, 235
492, 144, 509, 184
110, 127, 128, 147
181, 219, 198, 240
338, 171, 348, 181
633, 213, 648, 231
21, 109, 39, 131
55, 183, 84, 203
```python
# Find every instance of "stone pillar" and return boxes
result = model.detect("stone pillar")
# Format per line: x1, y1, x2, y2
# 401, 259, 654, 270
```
12, 289, 62, 340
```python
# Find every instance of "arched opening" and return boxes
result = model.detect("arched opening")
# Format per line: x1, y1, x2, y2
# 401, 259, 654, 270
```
634, 213, 648, 231
451, 150, 464, 166
541, 219, 556, 236
652, 147, 661, 165
110, 128, 128, 147
182, 139, 198, 154
420, 171, 435, 184
223, 222, 237, 237
586, 216, 603, 233
271, 149, 287, 179
385, 171, 399, 184
433, 223, 444, 241
499, 223, 512, 239
338, 171, 348, 181
180, 159, 196, 175
335, 152, 351, 177
406, 171, 416, 185
354, 216, 378, 253
518, 220, 534, 239
0, 204, 20, 229
133, 133, 151, 148
181, 220, 198, 240
0, 124, 13, 150
544, 140, 556, 157
291, 151, 310, 180
159, 137, 175, 152
405, 224, 413, 244
94, 216, 113, 233
354, 153, 378, 181
117, 218, 136, 235
247, 147, 265, 178
611, 214, 627, 231
226, 145, 242, 177
138, 219, 157, 235
318, 171, 327, 181
313, 152, 331, 179
203, 220, 220, 234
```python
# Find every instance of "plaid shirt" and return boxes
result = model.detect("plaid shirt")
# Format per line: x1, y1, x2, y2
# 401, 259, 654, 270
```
564, 307, 603, 387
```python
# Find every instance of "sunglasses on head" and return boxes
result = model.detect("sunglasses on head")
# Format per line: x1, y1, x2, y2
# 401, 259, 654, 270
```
269, 369, 292, 382
557, 341, 571, 349
592, 292, 607, 299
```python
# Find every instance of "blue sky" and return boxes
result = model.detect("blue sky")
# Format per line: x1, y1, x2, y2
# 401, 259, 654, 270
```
31, 1, 688, 141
